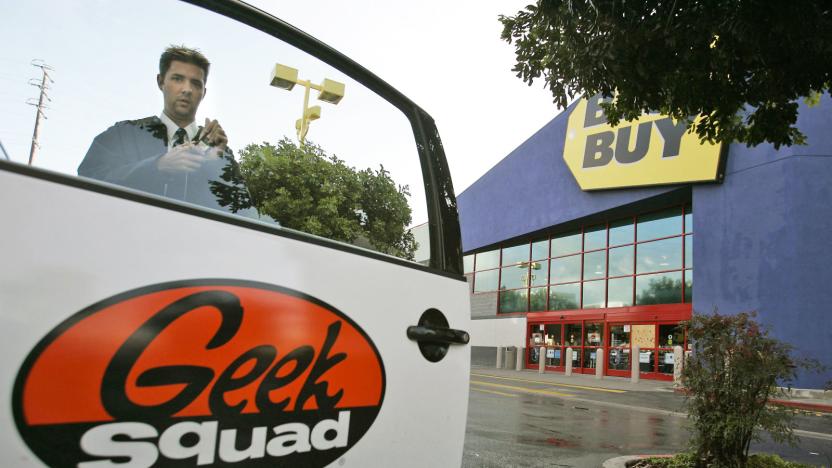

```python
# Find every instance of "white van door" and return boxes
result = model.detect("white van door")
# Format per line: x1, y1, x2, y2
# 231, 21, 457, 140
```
0, 1, 470, 467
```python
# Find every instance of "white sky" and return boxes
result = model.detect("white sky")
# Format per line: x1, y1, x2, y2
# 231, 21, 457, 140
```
0, 0, 561, 225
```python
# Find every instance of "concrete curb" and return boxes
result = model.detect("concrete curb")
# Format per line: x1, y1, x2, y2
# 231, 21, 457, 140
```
602, 455, 642, 467
602, 455, 673, 468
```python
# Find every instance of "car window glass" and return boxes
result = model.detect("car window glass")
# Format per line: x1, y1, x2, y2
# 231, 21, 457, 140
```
0, 0, 429, 262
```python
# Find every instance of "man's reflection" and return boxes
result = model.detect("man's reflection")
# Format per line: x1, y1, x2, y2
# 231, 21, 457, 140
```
78, 45, 254, 214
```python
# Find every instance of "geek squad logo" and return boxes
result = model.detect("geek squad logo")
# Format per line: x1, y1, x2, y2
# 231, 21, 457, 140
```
13, 280, 385, 468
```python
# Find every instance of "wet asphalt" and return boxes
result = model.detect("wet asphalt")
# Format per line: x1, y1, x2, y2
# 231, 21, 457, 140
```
462, 368, 832, 467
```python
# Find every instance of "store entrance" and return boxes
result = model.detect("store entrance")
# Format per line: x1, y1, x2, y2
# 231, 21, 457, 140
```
606, 322, 686, 380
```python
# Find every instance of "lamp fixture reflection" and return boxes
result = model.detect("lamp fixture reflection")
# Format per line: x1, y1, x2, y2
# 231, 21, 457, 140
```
270, 63, 345, 145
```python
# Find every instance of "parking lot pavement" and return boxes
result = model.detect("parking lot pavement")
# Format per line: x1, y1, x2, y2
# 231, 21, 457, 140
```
463, 367, 832, 467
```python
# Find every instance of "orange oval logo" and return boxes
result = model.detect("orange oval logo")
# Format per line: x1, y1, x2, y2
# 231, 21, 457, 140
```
13, 280, 385, 467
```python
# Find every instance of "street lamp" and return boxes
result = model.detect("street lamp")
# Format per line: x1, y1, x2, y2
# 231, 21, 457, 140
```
269, 63, 345, 145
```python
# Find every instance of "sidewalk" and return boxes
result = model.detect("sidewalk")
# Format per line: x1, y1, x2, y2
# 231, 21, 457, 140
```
471, 365, 832, 413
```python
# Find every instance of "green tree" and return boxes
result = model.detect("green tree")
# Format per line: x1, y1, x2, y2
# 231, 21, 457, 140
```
239, 138, 416, 259
681, 313, 820, 467
499, 1, 832, 148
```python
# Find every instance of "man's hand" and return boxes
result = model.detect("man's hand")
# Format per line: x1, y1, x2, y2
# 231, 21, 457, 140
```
201, 118, 228, 151
156, 144, 206, 173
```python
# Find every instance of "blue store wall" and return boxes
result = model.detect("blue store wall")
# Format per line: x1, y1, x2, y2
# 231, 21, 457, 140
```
459, 96, 832, 388
694, 96, 832, 389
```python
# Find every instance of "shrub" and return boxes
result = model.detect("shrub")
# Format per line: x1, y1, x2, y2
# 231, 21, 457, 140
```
681, 312, 818, 467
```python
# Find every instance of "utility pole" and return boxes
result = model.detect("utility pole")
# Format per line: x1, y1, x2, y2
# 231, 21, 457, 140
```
27, 60, 54, 166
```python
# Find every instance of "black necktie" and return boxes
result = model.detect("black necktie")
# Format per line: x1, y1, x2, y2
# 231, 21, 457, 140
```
172, 128, 187, 147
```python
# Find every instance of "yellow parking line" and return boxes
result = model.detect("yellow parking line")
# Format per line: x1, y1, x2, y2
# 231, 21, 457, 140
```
471, 372, 626, 394
472, 387, 518, 397
471, 380, 573, 398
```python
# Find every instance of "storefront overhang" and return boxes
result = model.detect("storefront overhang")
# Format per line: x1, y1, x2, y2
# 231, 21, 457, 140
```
526, 303, 691, 324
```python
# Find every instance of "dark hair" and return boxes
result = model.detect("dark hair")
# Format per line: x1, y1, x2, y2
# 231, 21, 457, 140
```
159, 45, 210, 82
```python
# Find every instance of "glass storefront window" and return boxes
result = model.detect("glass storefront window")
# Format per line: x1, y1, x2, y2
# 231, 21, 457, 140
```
546, 347, 563, 366
608, 348, 630, 371
544, 324, 562, 347
582, 349, 599, 369
658, 350, 675, 374
475, 249, 500, 270
609, 325, 630, 347
684, 270, 692, 303
531, 238, 549, 260
584, 225, 606, 251
636, 271, 682, 305
565, 324, 582, 347
529, 261, 548, 287
500, 265, 527, 289
551, 231, 581, 257
585, 323, 603, 346
636, 237, 682, 273
583, 250, 606, 280
582, 280, 605, 309
659, 324, 684, 348
549, 283, 580, 310
502, 244, 529, 266
607, 277, 633, 307
608, 245, 634, 276
463, 254, 475, 273
570, 348, 582, 368
609, 218, 634, 246
551, 254, 581, 283
684, 205, 693, 233
638, 349, 656, 373
474, 269, 499, 292
684, 235, 693, 269
530, 287, 547, 311
499, 289, 528, 313
637, 208, 682, 242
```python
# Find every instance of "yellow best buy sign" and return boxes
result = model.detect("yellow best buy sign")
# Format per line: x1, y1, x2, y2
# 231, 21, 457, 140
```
564, 94, 724, 190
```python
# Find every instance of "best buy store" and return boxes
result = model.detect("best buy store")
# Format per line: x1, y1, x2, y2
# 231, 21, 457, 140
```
457, 94, 832, 388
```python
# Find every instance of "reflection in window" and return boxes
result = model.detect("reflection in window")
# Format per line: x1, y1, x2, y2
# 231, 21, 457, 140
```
499, 289, 528, 313
463, 255, 475, 273
684, 205, 693, 233
531, 239, 549, 259
545, 324, 562, 346
551, 231, 581, 257
609, 218, 634, 246
530, 287, 547, 311
685, 235, 693, 268
584, 225, 606, 251
583, 250, 606, 280
500, 265, 527, 289
474, 269, 499, 292
608, 246, 634, 276
636, 237, 682, 273
550, 255, 581, 283
685, 270, 693, 303
582, 280, 605, 309
550, 283, 580, 310
502, 244, 529, 266
3, 1, 431, 262
637, 208, 682, 242
636, 272, 682, 305
476, 250, 500, 270
607, 277, 634, 307
529, 261, 548, 287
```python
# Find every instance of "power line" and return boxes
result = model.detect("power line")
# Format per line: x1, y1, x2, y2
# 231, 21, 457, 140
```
27, 59, 54, 166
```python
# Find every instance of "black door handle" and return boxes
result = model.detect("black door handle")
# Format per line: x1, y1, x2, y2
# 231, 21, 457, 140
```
407, 325, 470, 345
408, 309, 469, 362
